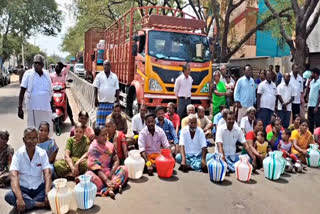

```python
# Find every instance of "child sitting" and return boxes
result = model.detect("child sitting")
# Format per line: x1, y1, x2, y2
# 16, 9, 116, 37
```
278, 129, 298, 161
0, 130, 14, 187
70, 111, 95, 141
254, 131, 270, 167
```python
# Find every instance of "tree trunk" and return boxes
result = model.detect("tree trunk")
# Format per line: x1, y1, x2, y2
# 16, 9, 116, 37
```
294, 34, 307, 74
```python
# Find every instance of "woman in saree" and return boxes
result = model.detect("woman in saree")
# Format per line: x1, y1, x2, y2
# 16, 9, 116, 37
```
212, 70, 231, 116
38, 121, 59, 174
291, 119, 314, 164
86, 127, 128, 199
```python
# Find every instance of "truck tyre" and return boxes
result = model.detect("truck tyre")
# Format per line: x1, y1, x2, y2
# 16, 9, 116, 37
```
128, 91, 139, 117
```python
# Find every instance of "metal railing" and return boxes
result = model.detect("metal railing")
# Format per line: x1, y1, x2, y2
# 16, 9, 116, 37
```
68, 71, 96, 127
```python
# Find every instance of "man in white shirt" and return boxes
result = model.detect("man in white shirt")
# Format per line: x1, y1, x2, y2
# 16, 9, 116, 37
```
5, 128, 51, 212
290, 64, 304, 119
277, 73, 295, 128
18, 54, 53, 136
176, 114, 214, 172
132, 104, 147, 135
174, 63, 193, 119
216, 112, 256, 172
257, 70, 277, 128
240, 107, 256, 135
93, 60, 119, 127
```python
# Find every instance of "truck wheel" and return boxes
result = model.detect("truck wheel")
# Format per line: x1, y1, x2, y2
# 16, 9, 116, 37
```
128, 92, 139, 117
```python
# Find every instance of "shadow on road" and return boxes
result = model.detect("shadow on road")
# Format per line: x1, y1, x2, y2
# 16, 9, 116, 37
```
271, 177, 289, 184
214, 179, 232, 186
129, 176, 149, 183
159, 175, 179, 182
74, 205, 101, 214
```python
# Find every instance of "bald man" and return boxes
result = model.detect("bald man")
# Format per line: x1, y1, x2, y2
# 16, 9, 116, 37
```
197, 106, 213, 137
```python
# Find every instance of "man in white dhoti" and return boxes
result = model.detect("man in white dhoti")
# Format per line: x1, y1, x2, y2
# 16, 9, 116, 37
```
18, 54, 53, 136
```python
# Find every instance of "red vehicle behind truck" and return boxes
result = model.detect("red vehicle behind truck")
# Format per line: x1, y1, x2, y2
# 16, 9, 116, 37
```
86, 6, 212, 116
84, 27, 105, 82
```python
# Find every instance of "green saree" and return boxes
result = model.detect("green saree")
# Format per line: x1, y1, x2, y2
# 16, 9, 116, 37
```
212, 81, 227, 116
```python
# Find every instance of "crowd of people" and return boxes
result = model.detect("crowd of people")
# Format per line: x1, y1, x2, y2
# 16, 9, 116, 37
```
1, 55, 320, 213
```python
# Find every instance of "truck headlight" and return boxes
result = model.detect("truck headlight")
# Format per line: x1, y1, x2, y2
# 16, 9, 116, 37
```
149, 79, 163, 91
200, 82, 210, 93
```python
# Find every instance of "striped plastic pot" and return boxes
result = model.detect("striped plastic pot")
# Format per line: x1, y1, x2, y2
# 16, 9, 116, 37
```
48, 178, 72, 214
263, 152, 282, 180
74, 175, 97, 210
235, 155, 253, 182
274, 151, 286, 174
207, 153, 227, 183
307, 144, 320, 167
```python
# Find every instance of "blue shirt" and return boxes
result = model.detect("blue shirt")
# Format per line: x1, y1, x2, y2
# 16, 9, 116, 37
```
234, 76, 256, 108
308, 78, 320, 107
276, 72, 283, 85
156, 118, 179, 144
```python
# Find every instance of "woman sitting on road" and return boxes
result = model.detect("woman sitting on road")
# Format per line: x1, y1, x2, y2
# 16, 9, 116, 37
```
105, 118, 128, 164
288, 114, 301, 131
54, 123, 89, 179
266, 118, 283, 151
86, 127, 128, 199
38, 121, 59, 174
70, 111, 95, 142
291, 119, 314, 164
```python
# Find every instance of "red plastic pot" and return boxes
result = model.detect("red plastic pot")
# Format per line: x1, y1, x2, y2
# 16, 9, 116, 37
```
155, 149, 175, 178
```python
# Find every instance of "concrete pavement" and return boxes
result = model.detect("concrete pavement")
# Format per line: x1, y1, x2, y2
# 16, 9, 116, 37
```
0, 75, 320, 214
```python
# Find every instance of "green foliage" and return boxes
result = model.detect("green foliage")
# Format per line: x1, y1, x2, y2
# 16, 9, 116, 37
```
23, 43, 46, 66
0, 0, 62, 61
259, 0, 294, 46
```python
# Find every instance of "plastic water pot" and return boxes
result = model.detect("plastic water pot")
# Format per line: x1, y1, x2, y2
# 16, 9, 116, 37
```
48, 178, 72, 214
74, 175, 97, 210
155, 149, 175, 178
207, 153, 227, 182
307, 144, 320, 167
263, 152, 282, 180
235, 155, 253, 182
124, 150, 145, 179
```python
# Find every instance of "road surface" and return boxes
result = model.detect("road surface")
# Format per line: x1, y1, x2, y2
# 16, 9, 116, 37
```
0, 75, 319, 214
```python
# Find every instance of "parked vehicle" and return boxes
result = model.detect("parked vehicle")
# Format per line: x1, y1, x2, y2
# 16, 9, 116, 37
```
0, 67, 11, 86
74, 63, 85, 78
85, 6, 212, 116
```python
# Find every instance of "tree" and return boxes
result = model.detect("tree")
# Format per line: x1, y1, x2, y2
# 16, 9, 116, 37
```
0, 0, 62, 62
264, 0, 320, 73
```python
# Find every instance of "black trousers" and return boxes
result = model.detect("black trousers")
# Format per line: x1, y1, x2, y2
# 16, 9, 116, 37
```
307, 107, 320, 133
292, 103, 300, 119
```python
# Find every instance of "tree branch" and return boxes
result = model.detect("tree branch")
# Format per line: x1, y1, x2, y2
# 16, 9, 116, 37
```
187, 0, 201, 20
303, 0, 319, 26
307, 3, 320, 37
291, 0, 300, 16
264, 0, 293, 48
232, 0, 245, 11
223, 7, 292, 62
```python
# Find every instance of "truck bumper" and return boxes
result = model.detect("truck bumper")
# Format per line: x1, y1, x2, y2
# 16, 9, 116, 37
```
143, 94, 210, 108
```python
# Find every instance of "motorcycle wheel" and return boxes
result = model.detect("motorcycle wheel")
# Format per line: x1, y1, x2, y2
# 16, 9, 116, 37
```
55, 117, 62, 136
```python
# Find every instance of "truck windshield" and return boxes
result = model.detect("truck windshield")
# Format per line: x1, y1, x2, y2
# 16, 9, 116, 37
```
148, 31, 211, 62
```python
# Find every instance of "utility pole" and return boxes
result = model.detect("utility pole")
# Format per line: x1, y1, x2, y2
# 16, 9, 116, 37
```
21, 42, 25, 67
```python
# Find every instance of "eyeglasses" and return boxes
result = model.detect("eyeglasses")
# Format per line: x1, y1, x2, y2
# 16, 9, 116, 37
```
34, 62, 43, 65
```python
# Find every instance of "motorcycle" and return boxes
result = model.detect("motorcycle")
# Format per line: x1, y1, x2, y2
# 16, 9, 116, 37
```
52, 79, 72, 135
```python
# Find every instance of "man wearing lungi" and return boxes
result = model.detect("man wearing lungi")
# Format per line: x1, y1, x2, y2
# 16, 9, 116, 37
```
93, 60, 120, 128
18, 54, 54, 136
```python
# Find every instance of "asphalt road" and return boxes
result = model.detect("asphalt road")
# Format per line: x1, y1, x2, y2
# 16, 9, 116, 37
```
0, 75, 320, 214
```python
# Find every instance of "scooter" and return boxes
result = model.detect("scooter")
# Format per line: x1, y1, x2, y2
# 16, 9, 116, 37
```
52, 80, 72, 135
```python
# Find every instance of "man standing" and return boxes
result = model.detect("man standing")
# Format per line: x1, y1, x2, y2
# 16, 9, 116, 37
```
233, 64, 256, 123
132, 104, 147, 135
307, 68, 320, 133
18, 54, 53, 136
93, 60, 119, 127
290, 64, 304, 119
50, 62, 75, 125
257, 70, 277, 128
174, 63, 193, 119
216, 112, 256, 172
5, 128, 51, 212
176, 114, 213, 172
220, 64, 235, 84
275, 65, 282, 85
277, 73, 295, 128
138, 113, 170, 175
